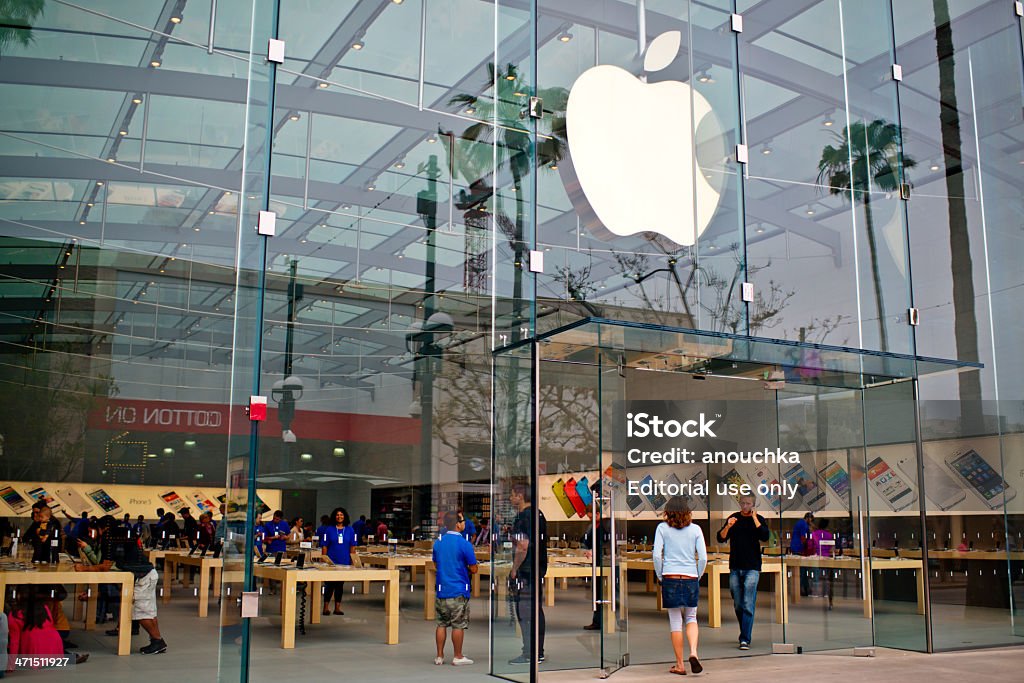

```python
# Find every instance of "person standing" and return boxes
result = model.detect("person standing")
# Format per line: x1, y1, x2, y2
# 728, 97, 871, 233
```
352, 515, 367, 545
261, 510, 289, 555
431, 511, 478, 666
508, 482, 547, 666
320, 507, 357, 615
181, 509, 199, 550
654, 497, 707, 676
790, 512, 814, 596
459, 510, 476, 544
716, 493, 770, 651
77, 516, 167, 654
809, 518, 835, 608
581, 510, 611, 630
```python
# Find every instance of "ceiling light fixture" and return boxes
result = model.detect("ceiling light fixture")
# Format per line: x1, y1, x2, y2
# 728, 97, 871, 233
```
426, 134, 437, 143
697, 69, 713, 83
823, 113, 834, 127
170, 16, 182, 24
289, 113, 300, 121
318, 81, 329, 88
929, 160, 940, 171
394, 160, 405, 169
118, 130, 127, 136
805, 204, 816, 216
132, 96, 143, 104
558, 31, 573, 43
150, 59, 161, 67
352, 40, 364, 50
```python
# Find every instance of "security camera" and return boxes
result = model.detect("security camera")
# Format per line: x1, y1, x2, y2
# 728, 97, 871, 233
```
282, 429, 297, 443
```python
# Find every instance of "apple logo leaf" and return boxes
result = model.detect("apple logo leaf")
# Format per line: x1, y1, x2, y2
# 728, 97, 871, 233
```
643, 30, 681, 73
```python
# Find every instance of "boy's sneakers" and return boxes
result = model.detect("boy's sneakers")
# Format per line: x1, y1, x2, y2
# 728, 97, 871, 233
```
139, 639, 168, 655
452, 656, 474, 666
739, 641, 750, 651
434, 657, 444, 666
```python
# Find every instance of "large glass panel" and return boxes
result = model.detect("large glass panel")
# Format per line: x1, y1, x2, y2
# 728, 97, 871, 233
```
0, 0, 259, 679
778, 383, 874, 652
492, 343, 537, 681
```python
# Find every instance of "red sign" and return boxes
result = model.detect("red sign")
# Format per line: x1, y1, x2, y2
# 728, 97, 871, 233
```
89, 399, 421, 445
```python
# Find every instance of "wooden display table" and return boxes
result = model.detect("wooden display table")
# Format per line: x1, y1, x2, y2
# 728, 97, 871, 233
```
783, 555, 924, 617
160, 552, 223, 617
624, 558, 787, 628
423, 560, 627, 632
253, 565, 400, 648
0, 564, 135, 655
357, 552, 430, 587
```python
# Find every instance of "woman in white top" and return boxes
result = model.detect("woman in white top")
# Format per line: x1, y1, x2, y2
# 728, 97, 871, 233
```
653, 497, 708, 676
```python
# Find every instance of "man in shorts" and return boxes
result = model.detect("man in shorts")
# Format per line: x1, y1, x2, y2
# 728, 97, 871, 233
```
431, 511, 477, 666
76, 515, 167, 654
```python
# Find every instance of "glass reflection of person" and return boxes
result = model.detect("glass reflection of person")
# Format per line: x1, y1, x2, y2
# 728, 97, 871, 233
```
508, 483, 547, 666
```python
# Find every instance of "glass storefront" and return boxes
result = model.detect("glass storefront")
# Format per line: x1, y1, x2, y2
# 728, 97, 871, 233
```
0, 1, 1021, 680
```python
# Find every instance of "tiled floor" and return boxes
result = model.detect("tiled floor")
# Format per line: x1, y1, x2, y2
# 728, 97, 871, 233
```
16, 570, 1023, 682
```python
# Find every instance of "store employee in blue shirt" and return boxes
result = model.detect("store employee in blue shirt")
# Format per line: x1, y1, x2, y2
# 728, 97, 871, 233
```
320, 507, 357, 615
262, 510, 290, 554
432, 511, 478, 666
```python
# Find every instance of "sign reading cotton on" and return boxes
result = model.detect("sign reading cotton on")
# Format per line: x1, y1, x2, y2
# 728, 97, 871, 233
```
563, 30, 724, 246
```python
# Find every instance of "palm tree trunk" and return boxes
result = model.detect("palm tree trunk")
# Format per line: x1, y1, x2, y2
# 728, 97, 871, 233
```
934, 0, 982, 417
862, 193, 889, 351
511, 162, 525, 342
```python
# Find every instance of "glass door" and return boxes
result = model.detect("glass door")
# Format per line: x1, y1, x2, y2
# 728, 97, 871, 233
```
777, 383, 875, 652
598, 351, 628, 676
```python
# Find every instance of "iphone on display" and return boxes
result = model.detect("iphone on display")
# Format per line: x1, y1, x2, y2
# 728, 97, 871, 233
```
575, 476, 594, 510
624, 491, 647, 516
944, 448, 1016, 509
563, 477, 588, 517
679, 466, 707, 510
745, 466, 783, 513
87, 488, 122, 515
161, 490, 187, 512
866, 456, 916, 512
191, 492, 218, 513
0, 486, 32, 514
720, 468, 754, 507
782, 464, 829, 512
639, 474, 668, 512
603, 462, 627, 489
55, 487, 93, 515
818, 460, 852, 511
551, 479, 577, 518
896, 456, 966, 511
25, 487, 62, 516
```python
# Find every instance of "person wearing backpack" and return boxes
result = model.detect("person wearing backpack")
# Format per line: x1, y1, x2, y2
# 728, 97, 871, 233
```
75, 515, 168, 654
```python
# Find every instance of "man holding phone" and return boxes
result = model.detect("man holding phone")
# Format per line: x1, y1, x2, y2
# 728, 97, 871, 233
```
716, 494, 770, 651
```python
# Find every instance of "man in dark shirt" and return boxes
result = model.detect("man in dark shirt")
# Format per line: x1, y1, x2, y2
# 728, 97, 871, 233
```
716, 493, 770, 650
508, 482, 547, 665
181, 509, 199, 550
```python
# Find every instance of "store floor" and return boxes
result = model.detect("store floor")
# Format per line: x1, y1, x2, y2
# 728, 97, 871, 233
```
18, 573, 1023, 681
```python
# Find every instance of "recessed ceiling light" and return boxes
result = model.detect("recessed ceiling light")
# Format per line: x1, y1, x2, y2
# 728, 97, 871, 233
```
96, 181, 104, 186
426, 135, 437, 143
194, 227, 201, 232
118, 130, 127, 136
170, 16, 181, 24
367, 183, 375, 191
289, 113, 300, 121
300, 453, 313, 460
929, 163, 940, 171
465, 106, 475, 115
823, 113, 834, 127
132, 96, 143, 104
86, 202, 93, 207
79, 220, 86, 225
805, 205, 815, 216
150, 60, 161, 67
318, 82, 329, 88
755, 226, 765, 234
352, 40, 364, 50
558, 31, 573, 43
394, 161, 405, 169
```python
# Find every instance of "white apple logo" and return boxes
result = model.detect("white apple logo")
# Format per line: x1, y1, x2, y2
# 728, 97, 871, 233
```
563, 31, 723, 247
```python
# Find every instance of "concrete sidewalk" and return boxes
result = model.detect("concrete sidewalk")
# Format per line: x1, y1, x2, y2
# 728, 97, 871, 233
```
544, 646, 1024, 682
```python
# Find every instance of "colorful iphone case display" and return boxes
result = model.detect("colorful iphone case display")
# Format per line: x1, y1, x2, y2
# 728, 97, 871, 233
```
575, 476, 594, 509
551, 479, 577, 518
563, 477, 588, 517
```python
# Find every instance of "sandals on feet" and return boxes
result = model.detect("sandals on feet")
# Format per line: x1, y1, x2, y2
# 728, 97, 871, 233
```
688, 656, 703, 675
669, 665, 687, 675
